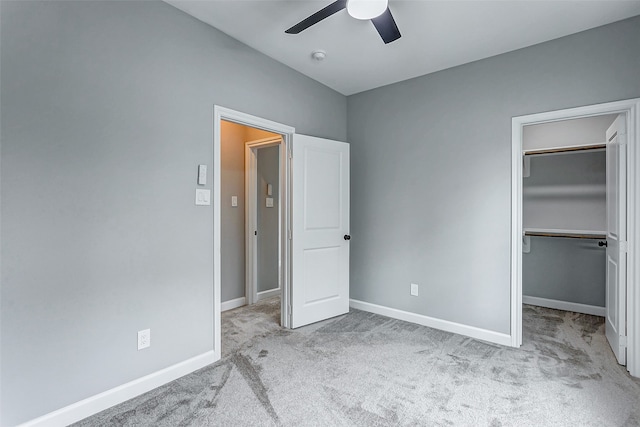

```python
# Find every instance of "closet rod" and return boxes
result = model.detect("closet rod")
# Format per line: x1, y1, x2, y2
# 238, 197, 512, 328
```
523, 143, 605, 156
524, 231, 606, 240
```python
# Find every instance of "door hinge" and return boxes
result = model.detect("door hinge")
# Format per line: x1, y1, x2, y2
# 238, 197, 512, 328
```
620, 241, 628, 252
254, 230, 257, 236
288, 148, 293, 159
288, 229, 292, 240
620, 335, 628, 347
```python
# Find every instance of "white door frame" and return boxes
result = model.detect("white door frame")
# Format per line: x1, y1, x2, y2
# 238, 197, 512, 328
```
213, 106, 294, 361
245, 137, 283, 306
510, 98, 640, 377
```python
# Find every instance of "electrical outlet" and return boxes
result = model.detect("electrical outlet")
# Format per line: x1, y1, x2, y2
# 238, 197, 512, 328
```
138, 329, 150, 350
410, 283, 419, 296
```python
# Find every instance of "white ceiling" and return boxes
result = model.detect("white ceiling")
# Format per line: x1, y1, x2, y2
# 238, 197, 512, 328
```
165, 1, 640, 96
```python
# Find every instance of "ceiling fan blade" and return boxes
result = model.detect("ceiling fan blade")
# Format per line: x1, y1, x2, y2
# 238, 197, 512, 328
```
285, 0, 347, 34
371, 8, 401, 44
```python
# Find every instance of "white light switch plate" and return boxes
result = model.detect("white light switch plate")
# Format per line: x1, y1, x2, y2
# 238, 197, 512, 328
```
198, 165, 207, 185
231, 196, 238, 207
195, 189, 211, 206
266, 197, 274, 208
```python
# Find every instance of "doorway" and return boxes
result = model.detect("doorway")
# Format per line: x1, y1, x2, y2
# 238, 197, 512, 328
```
213, 106, 351, 362
213, 107, 295, 361
511, 98, 640, 377
245, 137, 283, 306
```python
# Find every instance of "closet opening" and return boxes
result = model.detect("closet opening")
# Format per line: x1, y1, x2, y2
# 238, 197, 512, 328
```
510, 98, 640, 378
521, 115, 614, 362
522, 115, 614, 318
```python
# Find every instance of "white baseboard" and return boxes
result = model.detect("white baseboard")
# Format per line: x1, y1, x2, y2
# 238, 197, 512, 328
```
349, 299, 512, 347
257, 288, 281, 301
523, 295, 605, 317
221, 296, 246, 312
18, 351, 217, 427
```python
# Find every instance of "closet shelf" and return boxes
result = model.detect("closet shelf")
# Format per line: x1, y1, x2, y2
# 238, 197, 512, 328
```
523, 143, 605, 156
524, 228, 606, 239
523, 184, 606, 197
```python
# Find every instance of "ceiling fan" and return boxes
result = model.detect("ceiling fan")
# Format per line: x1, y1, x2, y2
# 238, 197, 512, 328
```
285, 0, 401, 44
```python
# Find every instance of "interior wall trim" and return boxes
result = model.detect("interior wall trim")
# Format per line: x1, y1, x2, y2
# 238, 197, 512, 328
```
17, 351, 216, 427
257, 288, 281, 302
523, 295, 606, 317
221, 297, 246, 312
349, 299, 512, 346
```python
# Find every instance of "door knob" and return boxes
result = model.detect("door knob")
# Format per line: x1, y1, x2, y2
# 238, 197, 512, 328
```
598, 241, 607, 247
344, 235, 351, 240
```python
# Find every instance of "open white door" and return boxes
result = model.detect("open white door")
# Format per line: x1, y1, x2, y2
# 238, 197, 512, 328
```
291, 134, 350, 328
606, 114, 627, 365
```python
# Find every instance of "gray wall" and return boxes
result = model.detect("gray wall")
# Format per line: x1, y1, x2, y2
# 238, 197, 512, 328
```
346, 15, 640, 334
523, 237, 606, 307
221, 121, 247, 302
0, 1, 346, 425
523, 114, 617, 151
524, 151, 606, 231
257, 146, 280, 293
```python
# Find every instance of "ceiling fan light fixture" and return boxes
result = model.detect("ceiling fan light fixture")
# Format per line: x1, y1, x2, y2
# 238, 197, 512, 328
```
346, 0, 388, 20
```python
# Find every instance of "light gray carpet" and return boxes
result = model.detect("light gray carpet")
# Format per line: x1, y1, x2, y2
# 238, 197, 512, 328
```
74, 300, 640, 426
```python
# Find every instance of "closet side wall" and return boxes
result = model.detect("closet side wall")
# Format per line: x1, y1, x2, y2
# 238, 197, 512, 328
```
524, 151, 606, 231
221, 121, 247, 302
523, 115, 617, 151
523, 236, 605, 307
